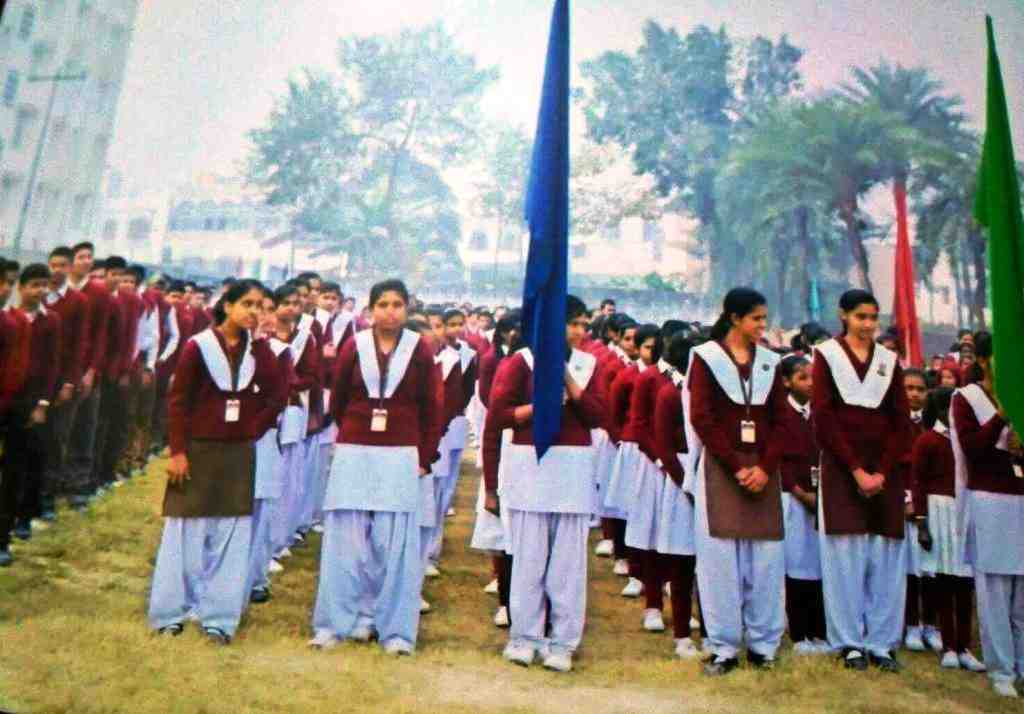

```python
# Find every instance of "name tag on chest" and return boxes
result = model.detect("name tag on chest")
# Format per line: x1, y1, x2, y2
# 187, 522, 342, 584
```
225, 399, 241, 423
1014, 463, 1023, 480
740, 420, 756, 445
371, 408, 389, 433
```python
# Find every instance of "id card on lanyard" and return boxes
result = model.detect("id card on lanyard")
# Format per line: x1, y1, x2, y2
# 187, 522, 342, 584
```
372, 343, 390, 433
225, 337, 244, 423
738, 362, 756, 445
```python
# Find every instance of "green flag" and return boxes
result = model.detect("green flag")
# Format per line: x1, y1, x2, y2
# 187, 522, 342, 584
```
974, 15, 1024, 433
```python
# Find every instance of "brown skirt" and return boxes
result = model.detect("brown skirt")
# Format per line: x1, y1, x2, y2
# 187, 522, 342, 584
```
705, 451, 783, 541
161, 440, 255, 518
819, 449, 904, 538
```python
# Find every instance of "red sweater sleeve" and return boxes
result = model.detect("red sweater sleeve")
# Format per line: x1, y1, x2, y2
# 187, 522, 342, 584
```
881, 364, 912, 479
688, 355, 742, 474
953, 392, 1009, 454
251, 344, 288, 439
608, 368, 633, 444
478, 349, 499, 408
489, 355, 526, 432
654, 382, 685, 484
631, 369, 659, 459
167, 341, 202, 455
569, 362, 607, 430
292, 337, 319, 393
460, 357, 478, 413
330, 340, 357, 426
760, 370, 789, 474
43, 312, 62, 400
811, 356, 865, 473
418, 341, 445, 471
87, 288, 110, 373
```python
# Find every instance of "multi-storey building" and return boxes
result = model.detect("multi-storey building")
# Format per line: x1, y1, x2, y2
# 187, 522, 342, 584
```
0, 0, 139, 257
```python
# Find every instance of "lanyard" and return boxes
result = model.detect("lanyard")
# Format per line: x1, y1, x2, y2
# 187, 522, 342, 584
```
737, 362, 754, 418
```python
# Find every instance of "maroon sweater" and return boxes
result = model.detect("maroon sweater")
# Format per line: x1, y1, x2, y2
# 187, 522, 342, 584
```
20, 308, 62, 406
910, 428, 956, 515
46, 286, 89, 387
168, 331, 286, 455
100, 287, 125, 381
477, 344, 502, 409
608, 363, 640, 444
630, 365, 671, 461
117, 289, 146, 376
0, 309, 31, 414
775, 399, 818, 493
80, 278, 114, 375
688, 347, 787, 475
952, 390, 1023, 496
331, 334, 443, 471
653, 380, 687, 485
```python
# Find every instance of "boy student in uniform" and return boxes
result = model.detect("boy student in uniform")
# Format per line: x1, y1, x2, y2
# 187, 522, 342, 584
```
0, 265, 61, 556
489, 294, 605, 673
813, 289, 910, 673
688, 288, 787, 676
950, 331, 1024, 697
651, 331, 701, 659
776, 355, 828, 656
912, 387, 985, 674
901, 368, 940, 654
148, 279, 286, 644
310, 279, 443, 656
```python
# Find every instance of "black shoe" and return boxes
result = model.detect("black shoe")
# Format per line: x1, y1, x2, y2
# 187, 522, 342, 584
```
841, 648, 868, 671
203, 627, 231, 645
158, 623, 184, 636
869, 652, 902, 673
703, 656, 739, 677
250, 587, 271, 604
0, 549, 12, 567
12, 522, 31, 541
747, 651, 774, 670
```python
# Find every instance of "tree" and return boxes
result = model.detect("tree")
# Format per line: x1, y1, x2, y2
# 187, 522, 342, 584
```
247, 24, 498, 279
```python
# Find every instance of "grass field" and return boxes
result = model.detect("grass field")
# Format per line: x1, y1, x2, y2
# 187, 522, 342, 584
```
0, 452, 1011, 713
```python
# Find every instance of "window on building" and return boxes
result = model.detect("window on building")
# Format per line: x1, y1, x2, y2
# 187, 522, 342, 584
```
70, 193, 88, 228
19, 5, 36, 41
12, 107, 37, 149
3, 70, 19, 106
102, 219, 117, 241
469, 230, 488, 251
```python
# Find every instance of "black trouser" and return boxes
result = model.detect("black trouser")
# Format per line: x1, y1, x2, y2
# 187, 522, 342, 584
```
150, 371, 172, 453
65, 387, 101, 498
40, 397, 76, 509
0, 408, 46, 548
933, 574, 974, 652
906, 574, 937, 628
95, 377, 130, 486
786, 576, 827, 643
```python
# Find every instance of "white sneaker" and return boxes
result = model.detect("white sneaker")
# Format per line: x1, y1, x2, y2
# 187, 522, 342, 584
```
812, 638, 832, 654
940, 650, 960, 669
689, 617, 701, 631
503, 641, 535, 666
277, 547, 293, 560
621, 577, 644, 598
424, 564, 440, 578
446, 507, 456, 518
923, 626, 944, 653
308, 631, 339, 650
267, 559, 284, 574
700, 640, 715, 657
904, 626, 925, 651
493, 606, 510, 628
312, 524, 324, 534
420, 598, 431, 614
993, 680, 1019, 698
542, 651, 573, 672
674, 637, 700, 659
612, 559, 630, 576
483, 578, 499, 594
958, 650, 986, 672
793, 640, 819, 656
594, 539, 614, 557
349, 624, 375, 642
382, 638, 413, 656
643, 609, 666, 632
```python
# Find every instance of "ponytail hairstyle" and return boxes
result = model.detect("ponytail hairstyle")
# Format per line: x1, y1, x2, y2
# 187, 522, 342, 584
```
923, 387, 954, 429
663, 331, 695, 373
213, 278, 264, 326
494, 308, 523, 361
634, 323, 663, 363
710, 288, 767, 341
838, 289, 879, 335
967, 330, 993, 385
779, 354, 810, 381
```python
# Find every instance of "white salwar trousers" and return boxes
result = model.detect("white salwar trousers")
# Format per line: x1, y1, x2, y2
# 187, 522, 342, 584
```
975, 572, 1024, 686
247, 498, 276, 594
148, 516, 253, 637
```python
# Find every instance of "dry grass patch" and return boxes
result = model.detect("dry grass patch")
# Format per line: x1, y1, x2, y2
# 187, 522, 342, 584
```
0, 452, 1011, 713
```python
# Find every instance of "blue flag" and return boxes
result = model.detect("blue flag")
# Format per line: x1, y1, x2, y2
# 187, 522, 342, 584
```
522, 0, 570, 460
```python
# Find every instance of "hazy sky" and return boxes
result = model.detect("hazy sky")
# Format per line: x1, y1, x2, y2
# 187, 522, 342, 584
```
110, 0, 1024, 192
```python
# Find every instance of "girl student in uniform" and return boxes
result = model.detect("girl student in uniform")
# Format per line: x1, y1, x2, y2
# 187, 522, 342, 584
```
651, 330, 702, 659
950, 331, 1024, 697
148, 279, 287, 644
604, 323, 660, 599
310, 279, 443, 656
912, 386, 985, 673
776, 354, 828, 655
812, 289, 910, 672
687, 288, 788, 676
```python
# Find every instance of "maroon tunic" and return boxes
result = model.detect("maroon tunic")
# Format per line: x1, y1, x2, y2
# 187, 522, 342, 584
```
910, 429, 956, 515
952, 390, 1023, 495
812, 338, 910, 537
331, 334, 443, 472
167, 331, 287, 455
776, 400, 818, 493
653, 380, 687, 485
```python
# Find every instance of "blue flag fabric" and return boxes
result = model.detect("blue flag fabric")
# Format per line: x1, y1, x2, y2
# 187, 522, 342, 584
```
522, 0, 570, 460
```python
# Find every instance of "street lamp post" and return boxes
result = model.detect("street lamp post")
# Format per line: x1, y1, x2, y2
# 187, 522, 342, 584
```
12, 67, 87, 256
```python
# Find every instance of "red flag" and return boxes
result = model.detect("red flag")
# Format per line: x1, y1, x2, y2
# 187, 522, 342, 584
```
892, 182, 923, 367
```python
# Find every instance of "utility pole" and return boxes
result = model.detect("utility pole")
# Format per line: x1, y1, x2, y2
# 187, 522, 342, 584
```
13, 67, 88, 255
